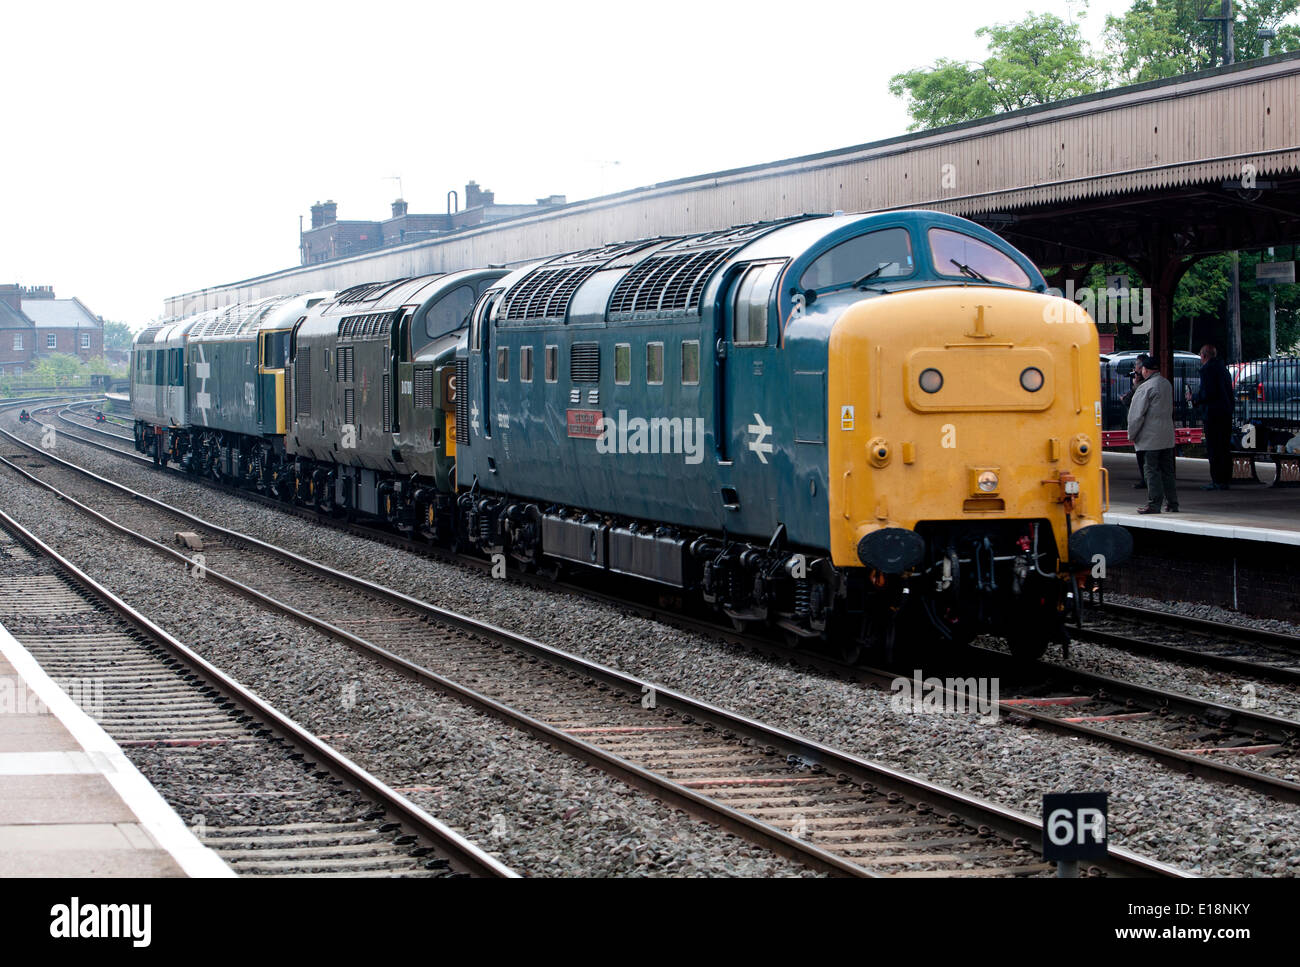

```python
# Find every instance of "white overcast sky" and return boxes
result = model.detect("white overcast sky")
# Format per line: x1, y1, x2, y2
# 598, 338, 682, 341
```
1, 0, 1142, 326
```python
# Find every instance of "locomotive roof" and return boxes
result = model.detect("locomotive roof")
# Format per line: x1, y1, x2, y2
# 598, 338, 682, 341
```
487, 209, 1038, 329
319, 275, 450, 316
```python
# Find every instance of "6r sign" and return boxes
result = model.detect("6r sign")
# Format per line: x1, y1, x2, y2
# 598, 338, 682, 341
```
1042, 792, 1108, 863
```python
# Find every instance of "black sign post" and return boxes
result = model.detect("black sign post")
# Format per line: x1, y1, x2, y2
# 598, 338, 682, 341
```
1042, 792, 1108, 878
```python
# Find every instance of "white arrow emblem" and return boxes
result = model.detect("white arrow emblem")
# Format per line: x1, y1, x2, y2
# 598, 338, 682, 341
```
747, 412, 773, 464
470, 400, 480, 434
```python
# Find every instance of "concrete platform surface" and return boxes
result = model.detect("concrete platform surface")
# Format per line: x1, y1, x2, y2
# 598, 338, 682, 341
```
1104, 451, 1300, 545
0, 622, 232, 878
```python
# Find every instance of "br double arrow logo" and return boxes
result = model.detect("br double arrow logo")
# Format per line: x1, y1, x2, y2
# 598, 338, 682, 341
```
747, 413, 773, 464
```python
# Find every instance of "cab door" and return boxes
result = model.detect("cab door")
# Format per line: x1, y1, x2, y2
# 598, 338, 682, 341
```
715, 261, 784, 522
258, 329, 291, 436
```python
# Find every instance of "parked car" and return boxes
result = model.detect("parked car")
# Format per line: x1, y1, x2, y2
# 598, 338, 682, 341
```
1100, 350, 1201, 430
1235, 357, 1300, 427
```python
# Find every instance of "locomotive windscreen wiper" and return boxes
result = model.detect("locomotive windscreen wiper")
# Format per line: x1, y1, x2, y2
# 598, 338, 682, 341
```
852, 264, 888, 288
950, 259, 991, 283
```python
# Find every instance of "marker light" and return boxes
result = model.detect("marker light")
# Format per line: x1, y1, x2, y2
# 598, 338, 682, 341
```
919, 368, 944, 393
1020, 366, 1045, 392
977, 470, 999, 493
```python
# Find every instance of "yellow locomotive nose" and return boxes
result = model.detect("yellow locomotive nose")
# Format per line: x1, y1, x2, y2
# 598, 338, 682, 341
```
827, 286, 1109, 572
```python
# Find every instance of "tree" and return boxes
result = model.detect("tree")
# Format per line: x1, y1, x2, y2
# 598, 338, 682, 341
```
889, 12, 1110, 130
33, 353, 85, 382
103, 320, 135, 352
1104, 0, 1300, 83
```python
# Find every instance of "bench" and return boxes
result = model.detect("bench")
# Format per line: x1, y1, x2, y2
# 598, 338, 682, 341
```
1228, 450, 1300, 487
1101, 427, 1204, 448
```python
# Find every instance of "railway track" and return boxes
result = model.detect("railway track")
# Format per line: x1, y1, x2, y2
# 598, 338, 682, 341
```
1075, 599, 1300, 687
0, 505, 514, 879
0, 403, 1178, 877
17, 399, 1300, 803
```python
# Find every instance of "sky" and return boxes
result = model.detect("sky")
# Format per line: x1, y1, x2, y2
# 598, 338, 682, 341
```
0, 0, 1139, 328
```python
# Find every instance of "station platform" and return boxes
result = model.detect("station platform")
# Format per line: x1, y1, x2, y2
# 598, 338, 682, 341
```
1103, 451, 1300, 544
1100, 452, 1299, 620
0, 623, 231, 877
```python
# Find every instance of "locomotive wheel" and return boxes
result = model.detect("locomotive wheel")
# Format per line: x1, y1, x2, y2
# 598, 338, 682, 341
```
1005, 629, 1049, 662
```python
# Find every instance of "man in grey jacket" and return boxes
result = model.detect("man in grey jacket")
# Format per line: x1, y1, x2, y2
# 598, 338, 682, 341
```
1127, 353, 1179, 514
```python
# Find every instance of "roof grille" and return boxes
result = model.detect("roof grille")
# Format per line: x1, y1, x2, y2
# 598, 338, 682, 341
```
608, 247, 739, 316
499, 264, 600, 322
571, 342, 600, 382
335, 279, 411, 305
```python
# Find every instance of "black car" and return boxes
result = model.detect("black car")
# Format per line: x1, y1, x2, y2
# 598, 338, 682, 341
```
1100, 351, 1202, 430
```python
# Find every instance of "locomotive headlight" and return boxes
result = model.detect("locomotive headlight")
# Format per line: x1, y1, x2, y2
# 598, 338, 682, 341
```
977, 470, 999, 493
1019, 366, 1045, 392
918, 368, 944, 394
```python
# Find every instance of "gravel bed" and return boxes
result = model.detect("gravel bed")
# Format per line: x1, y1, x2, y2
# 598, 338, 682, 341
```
10, 419, 1300, 875
1105, 590, 1300, 638
0, 457, 811, 878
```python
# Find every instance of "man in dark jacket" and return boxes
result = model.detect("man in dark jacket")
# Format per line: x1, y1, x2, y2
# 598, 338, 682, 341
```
1191, 344, 1235, 490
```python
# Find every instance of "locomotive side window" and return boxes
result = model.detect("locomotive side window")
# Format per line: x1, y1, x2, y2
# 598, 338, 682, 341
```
496, 346, 509, 381
426, 285, 477, 341
928, 229, 1031, 288
614, 344, 631, 385
544, 345, 558, 383
681, 340, 700, 385
734, 262, 781, 347
800, 228, 913, 291
520, 345, 534, 383
646, 342, 664, 385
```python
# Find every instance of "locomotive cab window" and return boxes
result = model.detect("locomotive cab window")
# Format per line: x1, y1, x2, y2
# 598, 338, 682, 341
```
734, 262, 781, 347
929, 229, 1032, 288
496, 346, 509, 381
545, 345, 558, 383
800, 228, 913, 291
615, 343, 631, 385
426, 285, 477, 342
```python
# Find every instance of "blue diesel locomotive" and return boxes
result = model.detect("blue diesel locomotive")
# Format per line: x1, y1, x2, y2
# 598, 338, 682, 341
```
134, 209, 1130, 659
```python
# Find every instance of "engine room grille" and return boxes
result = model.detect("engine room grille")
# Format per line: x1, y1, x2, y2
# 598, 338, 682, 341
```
413, 368, 434, 408
455, 357, 469, 445
608, 246, 738, 315
570, 342, 600, 382
499, 264, 600, 322
335, 346, 354, 382
343, 388, 355, 427
382, 374, 392, 432
294, 347, 311, 418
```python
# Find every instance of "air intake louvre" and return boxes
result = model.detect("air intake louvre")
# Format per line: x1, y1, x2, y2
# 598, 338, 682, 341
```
382, 374, 391, 432
344, 388, 354, 427
455, 357, 469, 445
500, 264, 600, 321
571, 342, 600, 382
413, 368, 434, 408
608, 247, 738, 316
335, 279, 411, 305
295, 347, 312, 418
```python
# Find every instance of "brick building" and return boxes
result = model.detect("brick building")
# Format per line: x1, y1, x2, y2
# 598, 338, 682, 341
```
300, 181, 567, 265
0, 284, 104, 375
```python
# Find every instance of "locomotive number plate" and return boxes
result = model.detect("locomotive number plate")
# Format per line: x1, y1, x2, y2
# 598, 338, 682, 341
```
566, 408, 604, 439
